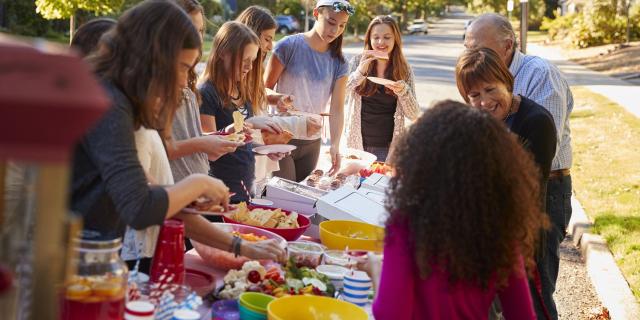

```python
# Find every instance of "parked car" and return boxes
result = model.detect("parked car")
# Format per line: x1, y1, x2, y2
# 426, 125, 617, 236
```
275, 15, 300, 35
407, 19, 428, 35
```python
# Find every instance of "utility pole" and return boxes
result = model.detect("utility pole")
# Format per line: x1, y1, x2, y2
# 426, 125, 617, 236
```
520, 0, 529, 54
304, 0, 310, 31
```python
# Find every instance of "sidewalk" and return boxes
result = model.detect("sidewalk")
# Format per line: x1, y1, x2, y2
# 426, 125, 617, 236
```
527, 43, 640, 118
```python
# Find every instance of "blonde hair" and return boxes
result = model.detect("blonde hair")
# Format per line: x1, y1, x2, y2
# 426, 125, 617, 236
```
199, 21, 265, 114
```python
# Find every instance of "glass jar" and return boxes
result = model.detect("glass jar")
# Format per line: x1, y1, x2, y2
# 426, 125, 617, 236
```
60, 232, 128, 320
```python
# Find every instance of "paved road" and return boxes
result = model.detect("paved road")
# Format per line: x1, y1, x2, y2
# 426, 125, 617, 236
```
344, 14, 471, 109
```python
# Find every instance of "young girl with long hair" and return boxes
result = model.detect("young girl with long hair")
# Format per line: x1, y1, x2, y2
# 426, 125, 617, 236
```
71, 0, 284, 265
199, 21, 285, 203
236, 6, 322, 187
366, 101, 548, 319
265, 0, 354, 181
345, 16, 419, 162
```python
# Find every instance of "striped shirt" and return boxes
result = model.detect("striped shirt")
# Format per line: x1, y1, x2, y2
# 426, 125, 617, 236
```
510, 50, 573, 170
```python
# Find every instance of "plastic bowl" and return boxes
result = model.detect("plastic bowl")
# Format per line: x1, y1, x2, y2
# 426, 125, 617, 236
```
239, 292, 274, 314
287, 241, 325, 268
223, 205, 310, 241
267, 295, 368, 320
319, 220, 384, 252
211, 299, 240, 320
192, 223, 286, 271
239, 303, 267, 320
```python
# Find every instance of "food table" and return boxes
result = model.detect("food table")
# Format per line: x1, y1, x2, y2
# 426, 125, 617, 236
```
179, 157, 391, 319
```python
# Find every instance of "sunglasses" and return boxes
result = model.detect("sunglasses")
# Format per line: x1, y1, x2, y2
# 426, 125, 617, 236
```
328, 2, 355, 16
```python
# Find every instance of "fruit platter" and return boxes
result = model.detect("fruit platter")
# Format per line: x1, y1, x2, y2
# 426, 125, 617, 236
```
216, 259, 336, 300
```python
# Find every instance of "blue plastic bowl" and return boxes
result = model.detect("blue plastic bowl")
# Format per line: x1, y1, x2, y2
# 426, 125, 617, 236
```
238, 303, 267, 320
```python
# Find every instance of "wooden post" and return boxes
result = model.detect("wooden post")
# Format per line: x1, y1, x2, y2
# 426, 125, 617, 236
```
32, 164, 70, 320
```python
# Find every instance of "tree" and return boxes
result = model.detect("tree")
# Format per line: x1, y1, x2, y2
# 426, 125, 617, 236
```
35, 0, 125, 42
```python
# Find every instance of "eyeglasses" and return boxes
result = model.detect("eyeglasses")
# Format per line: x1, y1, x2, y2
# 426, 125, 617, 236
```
329, 2, 355, 16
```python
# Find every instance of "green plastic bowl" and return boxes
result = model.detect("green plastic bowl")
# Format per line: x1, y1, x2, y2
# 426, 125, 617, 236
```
239, 292, 274, 314
239, 303, 267, 320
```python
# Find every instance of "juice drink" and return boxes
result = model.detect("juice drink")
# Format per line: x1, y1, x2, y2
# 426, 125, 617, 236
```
60, 234, 128, 320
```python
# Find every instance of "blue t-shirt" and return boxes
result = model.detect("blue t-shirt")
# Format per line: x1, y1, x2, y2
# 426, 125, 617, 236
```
199, 81, 255, 203
273, 34, 349, 115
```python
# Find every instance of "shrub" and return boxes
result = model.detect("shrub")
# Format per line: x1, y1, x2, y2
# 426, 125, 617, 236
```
540, 0, 634, 48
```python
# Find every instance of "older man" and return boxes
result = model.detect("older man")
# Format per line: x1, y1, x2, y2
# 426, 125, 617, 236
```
464, 13, 574, 320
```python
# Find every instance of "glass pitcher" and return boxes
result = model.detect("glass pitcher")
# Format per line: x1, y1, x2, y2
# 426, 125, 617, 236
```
60, 232, 128, 320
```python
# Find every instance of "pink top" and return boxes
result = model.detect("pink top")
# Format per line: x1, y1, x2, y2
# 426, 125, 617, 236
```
372, 223, 536, 320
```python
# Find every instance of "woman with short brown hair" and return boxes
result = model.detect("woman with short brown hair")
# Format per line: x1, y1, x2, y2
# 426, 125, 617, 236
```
455, 47, 557, 182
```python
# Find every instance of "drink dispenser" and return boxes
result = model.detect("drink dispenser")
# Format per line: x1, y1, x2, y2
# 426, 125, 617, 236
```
0, 36, 109, 319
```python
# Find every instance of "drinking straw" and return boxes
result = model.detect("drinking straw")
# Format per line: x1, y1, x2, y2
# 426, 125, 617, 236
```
155, 291, 178, 320
240, 180, 252, 202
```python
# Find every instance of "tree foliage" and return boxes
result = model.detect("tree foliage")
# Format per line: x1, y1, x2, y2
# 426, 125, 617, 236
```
35, 0, 125, 19
541, 0, 639, 48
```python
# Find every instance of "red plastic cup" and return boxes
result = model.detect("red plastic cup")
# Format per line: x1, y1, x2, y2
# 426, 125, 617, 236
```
149, 219, 185, 284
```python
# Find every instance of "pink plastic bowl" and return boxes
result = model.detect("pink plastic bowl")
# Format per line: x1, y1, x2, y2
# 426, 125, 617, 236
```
191, 223, 286, 270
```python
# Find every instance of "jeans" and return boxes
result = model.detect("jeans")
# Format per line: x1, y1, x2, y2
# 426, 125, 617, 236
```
531, 174, 572, 320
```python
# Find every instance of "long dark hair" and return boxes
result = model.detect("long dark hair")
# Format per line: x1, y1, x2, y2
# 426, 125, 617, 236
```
199, 21, 264, 114
387, 100, 548, 288
356, 15, 410, 97
89, 0, 201, 139
236, 5, 277, 44
71, 18, 116, 57
316, 5, 347, 63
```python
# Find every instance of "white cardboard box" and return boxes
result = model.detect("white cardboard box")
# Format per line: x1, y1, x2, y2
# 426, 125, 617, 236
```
359, 173, 390, 194
316, 186, 388, 227
264, 177, 327, 216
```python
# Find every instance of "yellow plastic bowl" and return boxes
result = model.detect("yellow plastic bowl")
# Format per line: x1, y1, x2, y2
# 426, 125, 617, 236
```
319, 220, 384, 252
267, 295, 368, 320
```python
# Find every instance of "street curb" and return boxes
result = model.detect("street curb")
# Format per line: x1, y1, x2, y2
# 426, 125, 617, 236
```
567, 196, 640, 320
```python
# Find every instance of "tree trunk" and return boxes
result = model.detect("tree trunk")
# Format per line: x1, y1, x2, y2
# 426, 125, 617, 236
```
69, 14, 75, 44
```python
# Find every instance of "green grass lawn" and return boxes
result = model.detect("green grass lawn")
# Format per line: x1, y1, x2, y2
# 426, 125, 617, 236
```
570, 86, 640, 300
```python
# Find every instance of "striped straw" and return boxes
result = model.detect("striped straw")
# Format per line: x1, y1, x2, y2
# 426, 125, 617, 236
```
240, 180, 251, 202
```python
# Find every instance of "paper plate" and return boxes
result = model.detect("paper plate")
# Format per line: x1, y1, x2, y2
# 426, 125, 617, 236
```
185, 268, 216, 297
367, 76, 395, 86
252, 144, 296, 155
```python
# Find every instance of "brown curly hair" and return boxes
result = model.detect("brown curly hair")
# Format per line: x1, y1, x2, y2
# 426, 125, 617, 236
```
386, 100, 549, 288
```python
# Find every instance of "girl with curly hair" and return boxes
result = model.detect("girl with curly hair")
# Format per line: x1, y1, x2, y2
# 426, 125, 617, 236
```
368, 100, 547, 319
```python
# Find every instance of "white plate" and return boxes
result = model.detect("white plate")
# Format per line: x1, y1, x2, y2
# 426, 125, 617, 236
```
252, 144, 297, 155
249, 198, 274, 207
367, 76, 395, 86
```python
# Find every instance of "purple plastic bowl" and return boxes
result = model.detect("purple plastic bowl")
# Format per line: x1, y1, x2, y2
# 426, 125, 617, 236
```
211, 299, 240, 320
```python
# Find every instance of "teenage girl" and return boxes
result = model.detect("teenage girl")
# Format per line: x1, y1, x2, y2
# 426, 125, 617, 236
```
345, 16, 419, 162
265, 0, 354, 181
199, 21, 286, 203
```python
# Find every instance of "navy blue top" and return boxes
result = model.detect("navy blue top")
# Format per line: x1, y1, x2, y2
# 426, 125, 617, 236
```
199, 81, 255, 203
